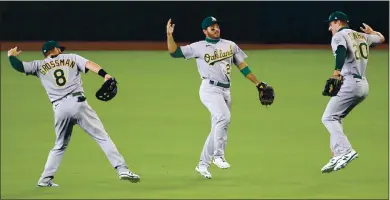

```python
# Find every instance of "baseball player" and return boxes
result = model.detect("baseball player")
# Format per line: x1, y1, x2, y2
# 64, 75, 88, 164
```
166, 17, 274, 179
7, 41, 141, 187
321, 11, 385, 173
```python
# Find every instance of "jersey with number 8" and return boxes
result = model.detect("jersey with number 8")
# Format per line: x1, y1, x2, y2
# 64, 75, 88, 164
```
22, 54, 88, 103
331, 28, 381, 77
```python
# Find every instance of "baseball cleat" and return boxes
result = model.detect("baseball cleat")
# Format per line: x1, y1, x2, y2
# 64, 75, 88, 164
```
37, 181, 59, 187
333, 150, 358, 171
195, 165, 212, 179
119, 171, 141, 183
321, 156, 343, 173
213, 157, 230, 169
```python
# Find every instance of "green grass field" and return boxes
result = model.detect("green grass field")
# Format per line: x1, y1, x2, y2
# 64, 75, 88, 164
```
1, 49, 388, 199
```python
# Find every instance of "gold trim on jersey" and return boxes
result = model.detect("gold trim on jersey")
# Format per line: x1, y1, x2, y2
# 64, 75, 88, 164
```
40, 59, 76, 75
204, 45, 233, 65
348, 32, 366, 41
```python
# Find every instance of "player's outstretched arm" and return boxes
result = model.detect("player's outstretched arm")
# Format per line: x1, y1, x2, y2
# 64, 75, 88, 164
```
7, 47, 25, 73
166, 19, 185, 58
360, 23, 385, 43
237, 60, 275, 105
85, 61, 112, 81
236, 61, 263, 86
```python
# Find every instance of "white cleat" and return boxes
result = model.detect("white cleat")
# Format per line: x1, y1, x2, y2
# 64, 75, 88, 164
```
37, 182, 59, 187
119, 171, 141, 183
195, 166, 212, 179
321, 156, 343, 173
213, 157, 230, 169
333, 150, 359, 171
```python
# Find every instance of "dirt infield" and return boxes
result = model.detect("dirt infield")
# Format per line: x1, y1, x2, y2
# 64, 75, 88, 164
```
1, 41, 389, 51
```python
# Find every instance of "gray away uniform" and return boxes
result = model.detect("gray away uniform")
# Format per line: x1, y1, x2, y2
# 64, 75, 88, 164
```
180, 39, 247, 167
22, 54, 131, 183
321, 28, 382, 156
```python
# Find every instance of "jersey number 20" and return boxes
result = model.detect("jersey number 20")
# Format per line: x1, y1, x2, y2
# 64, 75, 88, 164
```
353, 42, 369, 60
54, 69, 67, 86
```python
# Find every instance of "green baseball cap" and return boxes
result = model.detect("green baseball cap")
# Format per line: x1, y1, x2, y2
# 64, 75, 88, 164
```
325, 11, 349, 23
201, 16, 219, 30
42, 40, 65, 55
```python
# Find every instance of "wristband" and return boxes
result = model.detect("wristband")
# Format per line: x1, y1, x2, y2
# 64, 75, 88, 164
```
98, 69, 108, 78
240, 66, 252, 77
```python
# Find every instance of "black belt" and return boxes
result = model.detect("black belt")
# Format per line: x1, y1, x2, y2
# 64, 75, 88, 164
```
52, 91, 84, 104
209, 80, 230, 88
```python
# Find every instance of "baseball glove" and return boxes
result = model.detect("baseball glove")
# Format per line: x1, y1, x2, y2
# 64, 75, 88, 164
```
96, 78, 118, 101
256, 82, 275, 106
322, 76, 343, 97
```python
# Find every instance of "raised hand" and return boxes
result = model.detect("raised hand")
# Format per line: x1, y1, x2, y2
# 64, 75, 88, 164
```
360, 23, 374, 34
8, 47, 22, 57
166, 19, 175, 36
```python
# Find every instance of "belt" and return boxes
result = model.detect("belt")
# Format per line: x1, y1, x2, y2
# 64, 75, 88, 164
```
209, 80, 230, 88
352, 74, 362, 79
52, 91, 84, 104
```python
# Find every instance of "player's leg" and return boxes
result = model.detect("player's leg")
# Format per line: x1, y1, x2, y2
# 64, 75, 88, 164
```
196, 114, 215, 178
76, 101, 140, 182
37, 101, 75, 187
216, 89, 232, 159
331, 79, 369, 171
321, 78, 367, 173
210, 89, 232, 169
198, 116, 215, 167
199, 85, 231, 170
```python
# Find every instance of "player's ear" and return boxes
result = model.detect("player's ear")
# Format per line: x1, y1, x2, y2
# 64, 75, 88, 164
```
54, 48, 60, 55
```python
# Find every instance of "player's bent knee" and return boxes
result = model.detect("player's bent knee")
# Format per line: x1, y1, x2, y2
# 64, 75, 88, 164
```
321, 115, 330, 124
321, 115, 339, 124
215, 113, 231, 126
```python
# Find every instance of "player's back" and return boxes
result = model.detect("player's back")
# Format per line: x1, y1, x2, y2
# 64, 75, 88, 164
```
334, 29, 373, 77
23, 53, 89, 103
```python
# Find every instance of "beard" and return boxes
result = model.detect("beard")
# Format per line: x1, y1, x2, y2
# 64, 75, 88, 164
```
206, 31, 220, 39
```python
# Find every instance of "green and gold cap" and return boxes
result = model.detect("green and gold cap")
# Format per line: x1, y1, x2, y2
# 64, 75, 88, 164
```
202, 16, 219, 30
325, 11, 349, 23
42, 40, 65, 55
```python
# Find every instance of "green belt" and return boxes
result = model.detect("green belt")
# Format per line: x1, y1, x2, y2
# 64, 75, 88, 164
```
72, 91, 83, 97
209, 80, 230, 88
352, 74, 362, 79
52, 91, 84, 104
